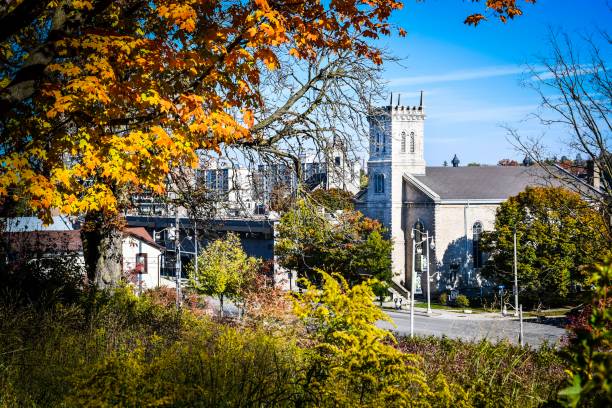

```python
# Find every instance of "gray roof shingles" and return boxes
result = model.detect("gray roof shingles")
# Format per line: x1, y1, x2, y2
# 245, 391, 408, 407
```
412, 166, 559, 200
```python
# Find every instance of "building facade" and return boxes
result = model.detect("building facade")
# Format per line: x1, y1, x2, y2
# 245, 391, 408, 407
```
356, 93, 579, 297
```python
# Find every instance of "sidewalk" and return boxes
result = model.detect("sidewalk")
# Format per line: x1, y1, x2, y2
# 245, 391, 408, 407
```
380, 300, 518, 320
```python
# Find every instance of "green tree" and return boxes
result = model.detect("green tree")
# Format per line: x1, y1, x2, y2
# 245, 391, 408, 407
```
359, 169, 369, 189
275, 199, 392, 287
352, 230, 393, 301
480, 187, 609, 304
188, 233, 258, 317
559, 258, 612, 407
310, 188, 354, 212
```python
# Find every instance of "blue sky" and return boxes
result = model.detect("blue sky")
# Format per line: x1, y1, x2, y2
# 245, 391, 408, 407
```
377, 0, 611, 165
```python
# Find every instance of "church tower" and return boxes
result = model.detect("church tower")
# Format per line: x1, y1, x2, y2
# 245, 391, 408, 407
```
362, 92, 426, 284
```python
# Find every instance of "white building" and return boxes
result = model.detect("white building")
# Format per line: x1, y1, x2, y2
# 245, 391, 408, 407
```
131, 151, 362, 219
4, 217, 165, 290
355, 93, 583, 297
121, 227, 166, 290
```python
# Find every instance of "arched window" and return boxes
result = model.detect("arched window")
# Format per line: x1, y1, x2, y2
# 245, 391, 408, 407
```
382, 132, 386, 153
413, 220, 425, 271
472, 221, 483, 269
375, 132, 380, 152
401, 131, 406, 153
374, 173, 385, 193
410, 132, 415, 153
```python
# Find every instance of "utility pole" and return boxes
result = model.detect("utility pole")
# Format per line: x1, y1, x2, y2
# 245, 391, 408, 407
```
175, 208, 181, 309
194, 220, 198, 276
513, 225, 519, 317
410, 235, 416, 338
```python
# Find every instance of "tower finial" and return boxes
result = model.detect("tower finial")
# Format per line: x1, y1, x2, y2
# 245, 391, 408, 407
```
389, 92, 393, 106
397, 93, 401, 106
451, 154, 460, 167
419, 90, 423, 107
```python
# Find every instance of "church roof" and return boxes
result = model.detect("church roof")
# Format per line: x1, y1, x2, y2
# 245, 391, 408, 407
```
412, 166, 559, 200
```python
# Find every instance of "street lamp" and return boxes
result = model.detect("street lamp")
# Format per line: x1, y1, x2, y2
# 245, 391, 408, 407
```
409, 227, 436, 337
426, 236, 435, 315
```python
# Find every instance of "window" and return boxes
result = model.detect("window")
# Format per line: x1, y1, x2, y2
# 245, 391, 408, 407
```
375, 132, 380, 152
204, 169, 229, 194
472, 222, 483, 269
410, 132, 415, 153
382, 133, 386, 153
401, 131, 406, 153
334, 156, 341, 166
135, 253, 148, 274
374, 173, 384, 193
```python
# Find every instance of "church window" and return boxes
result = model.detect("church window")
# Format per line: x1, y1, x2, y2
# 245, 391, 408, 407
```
472, 221, 483, 269
375, 133, 380, 152
374, 173, 385, 193
410, 132, 415, 153
401, 131, 406, 153
382, 131, 386, 153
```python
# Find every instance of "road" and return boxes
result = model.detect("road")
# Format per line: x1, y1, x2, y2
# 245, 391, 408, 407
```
207, 297, 566, 347
380, 309, 567, 347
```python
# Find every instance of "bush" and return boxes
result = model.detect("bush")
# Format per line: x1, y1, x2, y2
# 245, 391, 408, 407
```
0, 287, 301, 407
456, 294, 470, 308
397, 336, 567, 407
0, 266, 574, 407
0, 253, 85, 307
559, 258, 612, 406
439, 292, 448, 305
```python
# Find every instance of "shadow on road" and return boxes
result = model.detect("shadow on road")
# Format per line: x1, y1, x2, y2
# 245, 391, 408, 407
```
527, 316, 568, 329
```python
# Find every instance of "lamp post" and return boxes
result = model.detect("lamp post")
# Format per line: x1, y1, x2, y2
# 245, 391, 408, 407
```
425, 232, 435, 314
174, 210, 181, 309
409, 228, 436, 337
410, 233, 415, 338
194, 221, 198, 277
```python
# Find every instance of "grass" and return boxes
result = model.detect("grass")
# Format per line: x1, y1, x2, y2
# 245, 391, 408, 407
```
413, 301, 488, 313
523, 307, 572, 318
397, 336, 567, 407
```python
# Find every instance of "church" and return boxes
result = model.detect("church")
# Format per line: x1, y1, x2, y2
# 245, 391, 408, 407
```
355, 93, 565, 297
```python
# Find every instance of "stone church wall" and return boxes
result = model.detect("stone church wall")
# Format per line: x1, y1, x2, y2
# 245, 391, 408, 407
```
434, 203, 498, 290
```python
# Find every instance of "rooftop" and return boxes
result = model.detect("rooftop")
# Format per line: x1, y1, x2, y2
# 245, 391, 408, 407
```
411, 166, 562, 200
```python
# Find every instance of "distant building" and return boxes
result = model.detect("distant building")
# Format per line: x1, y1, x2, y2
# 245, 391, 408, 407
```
129, 149, 360, 219
3, 218, 166, 290
355, 92, 601, 298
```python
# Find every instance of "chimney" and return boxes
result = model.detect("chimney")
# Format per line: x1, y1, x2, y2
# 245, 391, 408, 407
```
587, 159, 601, 190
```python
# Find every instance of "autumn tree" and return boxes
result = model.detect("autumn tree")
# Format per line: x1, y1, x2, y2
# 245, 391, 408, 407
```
188, 233, 258, 317
0, 0, 404, 286
276, 199, 392, 286
0, 0, 534, 288
498, 159, 519, 166
309, 188, 354, 212
480, 187, 609, 305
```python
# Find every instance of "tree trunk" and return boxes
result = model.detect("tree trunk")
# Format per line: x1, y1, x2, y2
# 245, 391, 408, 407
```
81, 212, 123, 289
219, 294, 224, 318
